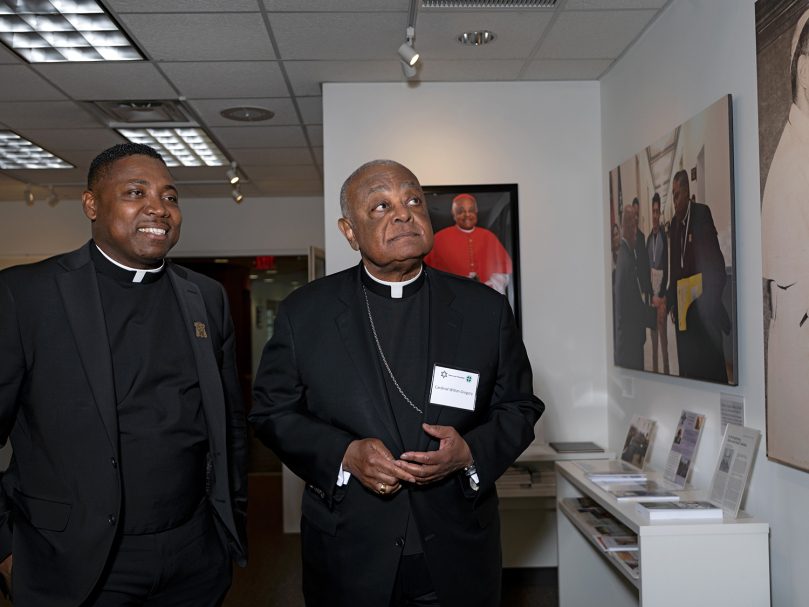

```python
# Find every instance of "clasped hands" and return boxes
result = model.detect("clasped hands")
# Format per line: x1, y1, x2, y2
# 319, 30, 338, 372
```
342, 423, 472, 496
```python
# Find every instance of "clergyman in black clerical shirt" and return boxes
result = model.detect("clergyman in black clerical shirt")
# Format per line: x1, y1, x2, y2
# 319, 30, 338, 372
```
0, 143, 247, 607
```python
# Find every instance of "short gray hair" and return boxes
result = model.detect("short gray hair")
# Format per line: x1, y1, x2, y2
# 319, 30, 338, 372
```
339, 159, 406, 218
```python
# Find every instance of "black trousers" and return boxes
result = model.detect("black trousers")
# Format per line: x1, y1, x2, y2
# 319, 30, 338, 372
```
83, 501, 232, 607
390, 554, 440, 607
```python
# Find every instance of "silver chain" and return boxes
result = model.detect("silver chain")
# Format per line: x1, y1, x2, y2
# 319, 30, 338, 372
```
362, 285, 423, 415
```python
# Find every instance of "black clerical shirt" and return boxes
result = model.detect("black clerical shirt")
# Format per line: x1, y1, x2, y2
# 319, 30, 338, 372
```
361, 268, 429, 556
92, 245, 208, 534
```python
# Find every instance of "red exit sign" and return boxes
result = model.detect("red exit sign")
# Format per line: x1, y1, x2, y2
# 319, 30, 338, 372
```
255, 256, 275, 270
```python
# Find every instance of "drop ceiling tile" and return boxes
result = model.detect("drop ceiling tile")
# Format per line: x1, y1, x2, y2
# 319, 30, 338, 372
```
537, 10, 657, 59
119, 13, 275, 61
416, 11, 552, 59
107, 0, 258, 11
304, 125, 322, 146
160, 62, 288, 98
3, 167, 85, 183
169, 166, 232, 182
521, 58, 613, 80
189, 98, 299, 127
0, 44, 21, 64
0, 101, 100, 129
232, 147, 318, 166
413, 59, 524, 81
270, 13, 406, 60
285, 61, 402, 96
565, 0, 666, 8
33, 63, 176, 100
211, 125, 307, 148
297, 97, 323, 124
0, 66, 65, 101
14, 128, 124, 153
264, 0, 407, 10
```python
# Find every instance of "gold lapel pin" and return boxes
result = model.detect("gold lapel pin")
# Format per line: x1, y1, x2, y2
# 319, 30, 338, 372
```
194, 322, 208, 338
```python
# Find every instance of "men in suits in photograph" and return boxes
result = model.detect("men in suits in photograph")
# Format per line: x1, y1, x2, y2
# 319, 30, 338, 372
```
646, 193, 669, 373
614, 205, 657, 370
0, 143, 247, 606
250, 159, 543, 607
662, 169, 730, 382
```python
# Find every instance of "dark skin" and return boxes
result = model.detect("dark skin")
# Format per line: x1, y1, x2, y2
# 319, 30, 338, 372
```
337, 162, 473, 495
0, 155, 181, 589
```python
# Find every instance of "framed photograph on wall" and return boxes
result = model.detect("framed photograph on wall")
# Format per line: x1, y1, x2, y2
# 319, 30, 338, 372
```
607, 95, 737, 385
423, 184, 521, 329
756, 0, 809, 472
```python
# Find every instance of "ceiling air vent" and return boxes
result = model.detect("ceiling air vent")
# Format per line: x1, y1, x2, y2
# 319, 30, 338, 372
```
88, 100, 195, 125
422, 0, 556, 7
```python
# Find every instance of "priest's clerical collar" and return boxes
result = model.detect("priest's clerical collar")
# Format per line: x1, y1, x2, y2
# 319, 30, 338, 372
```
92, 242, 165, 284
362, 264, 425, 299
456, 225, 475, 234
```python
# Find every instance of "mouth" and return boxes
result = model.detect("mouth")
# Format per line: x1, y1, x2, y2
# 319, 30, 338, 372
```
390, 231, 420, 242
138, 226, 168, 237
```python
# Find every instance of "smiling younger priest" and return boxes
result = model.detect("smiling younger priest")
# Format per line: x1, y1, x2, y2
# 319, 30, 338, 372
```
0, 143, 247, 606
250, 159, 543, 607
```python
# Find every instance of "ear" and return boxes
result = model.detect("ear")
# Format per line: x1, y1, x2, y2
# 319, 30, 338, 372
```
799, 55, 809, 91
338, 217, 360, 251
81, 190, 97, 221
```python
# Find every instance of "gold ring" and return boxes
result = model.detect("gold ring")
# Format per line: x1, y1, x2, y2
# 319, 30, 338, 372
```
378, 483, 387, 494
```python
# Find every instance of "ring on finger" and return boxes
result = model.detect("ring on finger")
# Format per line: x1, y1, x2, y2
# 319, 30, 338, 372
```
378, 482, 387, 494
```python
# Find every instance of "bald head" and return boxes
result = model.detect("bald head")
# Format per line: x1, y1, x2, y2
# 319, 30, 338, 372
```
340, 159, 411, 219
451, 193, 478, 230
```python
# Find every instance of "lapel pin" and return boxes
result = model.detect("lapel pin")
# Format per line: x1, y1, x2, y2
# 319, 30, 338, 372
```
194, 322, 208, 338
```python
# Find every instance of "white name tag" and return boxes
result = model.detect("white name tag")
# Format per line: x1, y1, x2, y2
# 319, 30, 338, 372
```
429, 365, 479, 411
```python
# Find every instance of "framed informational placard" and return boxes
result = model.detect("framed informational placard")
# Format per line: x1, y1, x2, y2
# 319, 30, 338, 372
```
756, 0, 809, 472
608, 95, 737, 385
423, 184, 521, 328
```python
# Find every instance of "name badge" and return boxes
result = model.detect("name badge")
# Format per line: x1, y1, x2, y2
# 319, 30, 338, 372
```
429, 365, 479, 411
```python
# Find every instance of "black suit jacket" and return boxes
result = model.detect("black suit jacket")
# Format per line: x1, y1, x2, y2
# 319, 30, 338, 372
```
614, 240, 656, 370
0, 242, 247, 606
250, 264, 543, 607
666, 203, 730, 382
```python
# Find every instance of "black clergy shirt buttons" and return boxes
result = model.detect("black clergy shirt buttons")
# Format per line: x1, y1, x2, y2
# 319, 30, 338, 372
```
395, 537, 405, 548
110, 457, 117, 469
107, 514, 117, 526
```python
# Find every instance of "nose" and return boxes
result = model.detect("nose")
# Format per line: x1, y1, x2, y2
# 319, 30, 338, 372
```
145, 193, 170, 217
392, 200, 413, 222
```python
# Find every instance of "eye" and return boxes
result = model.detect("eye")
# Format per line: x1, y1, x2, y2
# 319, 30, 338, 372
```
163, 193, 179, 204
407, 196, 422, 206
373, 200, 389, 212
127, 188, 144, 197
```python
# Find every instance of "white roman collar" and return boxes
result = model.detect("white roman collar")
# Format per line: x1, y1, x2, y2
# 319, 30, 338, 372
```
95, 244, 165, 283
363, 265, 423, 299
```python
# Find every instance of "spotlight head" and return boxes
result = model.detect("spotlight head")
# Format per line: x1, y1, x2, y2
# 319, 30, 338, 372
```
23, 185, 34, 206
398, 41, 419, 67
401, 59, 417, 79
232, 188, 244, 204
46, 186, 59, 207
226, 161, 240, 185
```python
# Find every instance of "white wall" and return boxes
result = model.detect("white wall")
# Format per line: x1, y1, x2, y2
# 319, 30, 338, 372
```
323, 81, 607, 444
602, 1, 802, 604
0, 196, 325, 260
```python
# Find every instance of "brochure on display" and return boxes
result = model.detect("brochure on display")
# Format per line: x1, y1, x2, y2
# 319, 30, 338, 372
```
611, 550, 640, 579
636, 500, 723, 521
663, 410, 705, 487
595, 535, 639, 552
708, 424, 761, 518
592, 479, 680, 501
620, 415, 656, 469
576, 459, 647, 483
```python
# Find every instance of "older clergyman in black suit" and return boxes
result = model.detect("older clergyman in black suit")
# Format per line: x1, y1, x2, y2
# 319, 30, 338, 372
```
662, 169, 730, 382
0, 143, 247, 606
251, 159, 544, 607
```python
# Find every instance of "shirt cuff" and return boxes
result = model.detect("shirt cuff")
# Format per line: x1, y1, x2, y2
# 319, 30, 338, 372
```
336, 464, 352, 486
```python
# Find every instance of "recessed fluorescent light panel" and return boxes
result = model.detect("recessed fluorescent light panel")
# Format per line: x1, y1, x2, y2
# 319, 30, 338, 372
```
0, 130, 72, 169
117, 128, 228, 167
0, 0, 143, 63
